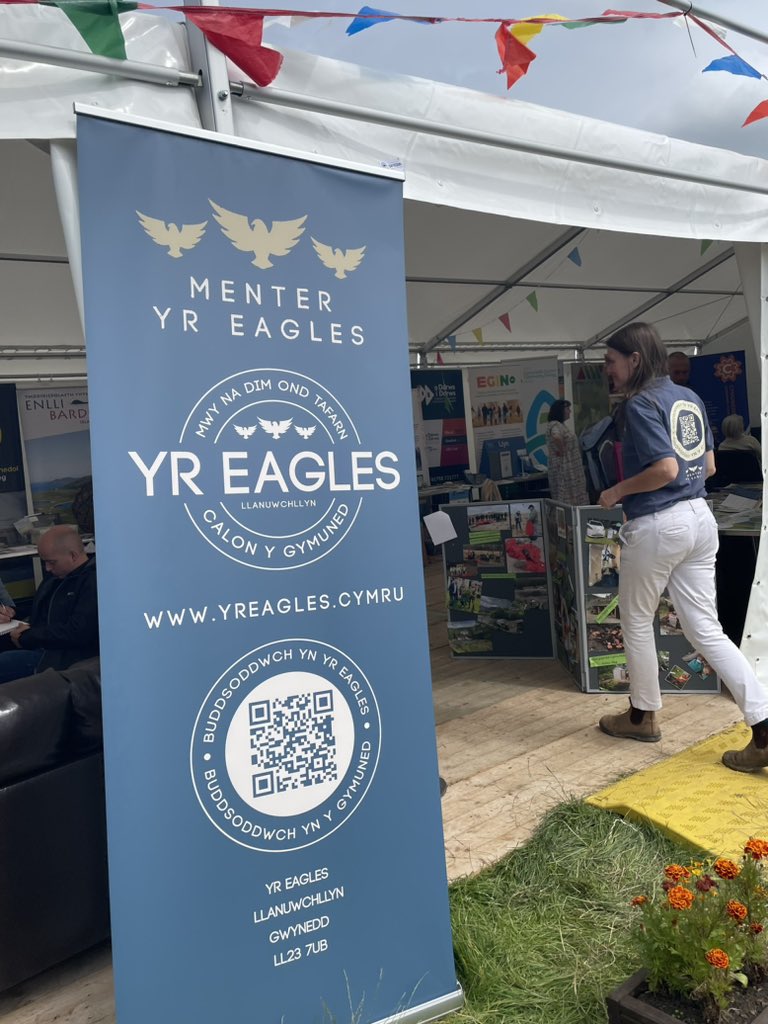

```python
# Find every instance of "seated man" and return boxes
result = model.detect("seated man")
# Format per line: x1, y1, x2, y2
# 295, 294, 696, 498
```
0, 524, 98, 684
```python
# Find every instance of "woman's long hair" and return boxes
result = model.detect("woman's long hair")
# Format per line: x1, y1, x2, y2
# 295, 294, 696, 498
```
605, 322, 669, 398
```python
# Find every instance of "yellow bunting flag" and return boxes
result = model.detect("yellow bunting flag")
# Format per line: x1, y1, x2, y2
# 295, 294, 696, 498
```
511, 13, 567, 45
473, 328, 484, 345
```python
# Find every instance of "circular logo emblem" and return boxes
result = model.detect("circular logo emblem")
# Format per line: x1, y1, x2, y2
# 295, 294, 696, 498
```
190, 639, 381, 852
179, 368, 392, 570
670, 399, 706, 461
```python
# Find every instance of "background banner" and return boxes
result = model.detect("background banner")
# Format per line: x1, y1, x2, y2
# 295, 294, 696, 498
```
466, 358, 558, 475
689, 351, 751, 445
410, 369, 469, 485
78, 113, 458, 1024
16, 385, 91, 524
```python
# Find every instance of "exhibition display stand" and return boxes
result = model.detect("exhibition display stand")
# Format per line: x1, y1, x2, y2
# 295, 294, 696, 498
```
440, 499, 555, 659
544, 500, 720, 696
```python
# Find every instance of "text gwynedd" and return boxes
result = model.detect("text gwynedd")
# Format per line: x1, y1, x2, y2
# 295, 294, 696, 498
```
127, 449, 401, 496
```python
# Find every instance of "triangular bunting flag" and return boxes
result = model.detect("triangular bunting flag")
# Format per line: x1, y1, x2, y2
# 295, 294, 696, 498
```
346, 6, 397, 35
743, 100, 768, 127
703, 54, 762, 79
435, 351, 445, 365
510, 13, 566, 46
499, 312, 512, 332
182, 10, 283, 87
526, 291, 539, 311
700, 239, 713, 255
495, 22, 537, 88
51, 0, 135, 60
447, 335, 457, 352
567, 246, 582, 267
472, 328, 484, 345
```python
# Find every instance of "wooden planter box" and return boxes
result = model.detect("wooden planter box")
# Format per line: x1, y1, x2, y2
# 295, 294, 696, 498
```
606, 968, 768, 1024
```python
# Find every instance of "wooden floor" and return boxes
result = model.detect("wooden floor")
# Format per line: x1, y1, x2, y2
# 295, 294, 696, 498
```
0, 557, 745, 1023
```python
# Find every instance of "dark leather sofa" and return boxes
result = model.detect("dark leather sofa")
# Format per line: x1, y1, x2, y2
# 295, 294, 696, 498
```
0, 657, 109, 991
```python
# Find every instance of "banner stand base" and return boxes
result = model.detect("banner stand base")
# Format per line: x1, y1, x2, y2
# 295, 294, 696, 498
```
373, 986, 465, 1024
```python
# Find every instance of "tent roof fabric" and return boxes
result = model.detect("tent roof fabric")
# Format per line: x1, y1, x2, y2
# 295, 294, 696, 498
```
0, 13, 763, 364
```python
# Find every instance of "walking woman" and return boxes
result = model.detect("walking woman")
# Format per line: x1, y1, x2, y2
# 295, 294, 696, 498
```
546, 399, 589, 505
596, 322, 768, 772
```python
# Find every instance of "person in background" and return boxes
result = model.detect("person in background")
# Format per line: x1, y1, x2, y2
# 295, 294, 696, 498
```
719, 414, 762, 459
667, 351, 692, 386
0, 524, 98, 684
596, 321, 768, 772
0, 578, 16, 626
546, 399, 589, 505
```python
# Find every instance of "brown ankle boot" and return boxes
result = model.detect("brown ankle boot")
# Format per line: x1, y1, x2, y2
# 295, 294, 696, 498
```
599, 705, 661, 743
722, 721, 768, 772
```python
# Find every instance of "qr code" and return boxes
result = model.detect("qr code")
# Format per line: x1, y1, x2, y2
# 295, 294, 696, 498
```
249, 691, 337, 798
679, 413, 700, 448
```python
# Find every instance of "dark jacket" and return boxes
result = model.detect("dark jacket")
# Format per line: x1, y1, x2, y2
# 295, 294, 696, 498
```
18, 557, 99, 671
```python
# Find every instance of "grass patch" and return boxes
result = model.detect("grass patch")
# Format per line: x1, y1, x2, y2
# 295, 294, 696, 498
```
448, 799, 697, 1024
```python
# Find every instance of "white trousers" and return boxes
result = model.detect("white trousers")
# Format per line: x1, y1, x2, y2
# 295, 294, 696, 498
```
618, 497, 768, 726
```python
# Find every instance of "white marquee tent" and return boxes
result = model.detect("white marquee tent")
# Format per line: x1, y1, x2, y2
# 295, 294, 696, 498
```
0, 4, 767, 661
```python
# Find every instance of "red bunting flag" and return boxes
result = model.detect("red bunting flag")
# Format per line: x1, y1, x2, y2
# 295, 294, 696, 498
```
495, 22, 537, 88
435, 351, 445, 365
499, 312, 511, 332
182, 10, 283, 87
743, 100, 768, 127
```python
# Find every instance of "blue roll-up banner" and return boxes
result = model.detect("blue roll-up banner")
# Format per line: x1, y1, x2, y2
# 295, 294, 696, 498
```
76, 111, 460, 1024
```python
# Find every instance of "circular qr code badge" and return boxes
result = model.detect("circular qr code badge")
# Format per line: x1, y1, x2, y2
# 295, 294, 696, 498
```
190, 639, 381, 852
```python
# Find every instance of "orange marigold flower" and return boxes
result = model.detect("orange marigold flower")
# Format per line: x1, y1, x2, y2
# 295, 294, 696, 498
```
630, 895, 647, 907
726, 900, 748, 922
667, 885, 694, 910
751, 924, 764, 935
714, 858, 741, 880
665, 864, 691, 882
706, 949, 730, 969
745, 839, 768, 861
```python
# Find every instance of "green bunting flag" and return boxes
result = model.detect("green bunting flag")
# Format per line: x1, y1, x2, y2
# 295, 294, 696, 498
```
700, 239, 714, 255
526, 291, 539, 311
47, 0, 135, 61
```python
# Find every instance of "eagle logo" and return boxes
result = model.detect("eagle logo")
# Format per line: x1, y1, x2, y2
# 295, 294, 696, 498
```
257, 417, 293, 440
311, 237, 366, 279
234, 425, 257, 439
295, 425, 317, 439
136, 212, 207, 258
209, 200, 307, 269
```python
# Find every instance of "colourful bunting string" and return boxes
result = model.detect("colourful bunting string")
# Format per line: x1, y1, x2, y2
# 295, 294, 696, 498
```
700, 239, 713, 254
703, 55, 762, 80
472, 328, 484, 345
567, 247, 582, 267
435, 350, 444, 365
447, 335, 457, 352
526, 292, 539, 312
499, 312, 511, 332
0, 2, 760, 105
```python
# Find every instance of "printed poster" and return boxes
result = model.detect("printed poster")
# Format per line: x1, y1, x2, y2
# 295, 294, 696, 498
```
410, 369, 469, 485
688, 351, 750, 445
466, 358, 558, 475
17, 385, 91, 525
78, 113, 459, 1024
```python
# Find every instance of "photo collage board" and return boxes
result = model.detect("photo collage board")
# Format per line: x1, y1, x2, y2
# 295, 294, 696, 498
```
546, 500, 720, 695
441, 499, 554, 659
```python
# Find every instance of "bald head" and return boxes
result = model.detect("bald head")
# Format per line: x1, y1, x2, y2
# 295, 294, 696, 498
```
667, 351, 691, 386
37, 525, 87, 578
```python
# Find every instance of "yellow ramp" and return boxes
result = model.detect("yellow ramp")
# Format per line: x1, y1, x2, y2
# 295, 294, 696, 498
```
586, 724, 768, 860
